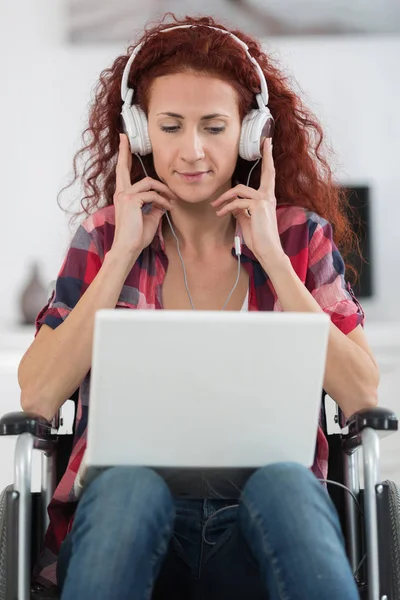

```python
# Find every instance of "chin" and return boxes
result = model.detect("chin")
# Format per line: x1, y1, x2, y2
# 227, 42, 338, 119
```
174, 191, 213, 204
167, 179, 217, 203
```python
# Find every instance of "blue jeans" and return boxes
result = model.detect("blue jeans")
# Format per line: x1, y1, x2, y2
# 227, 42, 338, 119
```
57, 463, 359, 600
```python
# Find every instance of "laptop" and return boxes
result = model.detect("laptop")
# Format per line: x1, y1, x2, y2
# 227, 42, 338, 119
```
84, 310, 330, 498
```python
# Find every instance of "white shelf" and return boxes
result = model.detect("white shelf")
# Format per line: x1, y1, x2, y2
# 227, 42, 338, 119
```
0, 324, 35, 351
364, 322, 400, 348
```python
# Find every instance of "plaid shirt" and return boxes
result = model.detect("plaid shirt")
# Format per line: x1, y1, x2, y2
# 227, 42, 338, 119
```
32, 203, 365, 587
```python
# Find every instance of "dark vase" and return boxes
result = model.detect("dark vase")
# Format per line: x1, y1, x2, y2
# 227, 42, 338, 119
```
19, 262, 48, 325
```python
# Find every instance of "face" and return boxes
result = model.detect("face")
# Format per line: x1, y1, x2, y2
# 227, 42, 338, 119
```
147, 72, 242, 204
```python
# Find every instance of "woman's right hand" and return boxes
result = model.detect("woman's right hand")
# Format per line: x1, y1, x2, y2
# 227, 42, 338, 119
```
111, 133, 177, 259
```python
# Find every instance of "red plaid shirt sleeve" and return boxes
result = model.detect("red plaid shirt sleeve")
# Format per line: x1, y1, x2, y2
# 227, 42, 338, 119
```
31, 216, 105, 588
305, 212, 365, 335
35, 218, 103, 334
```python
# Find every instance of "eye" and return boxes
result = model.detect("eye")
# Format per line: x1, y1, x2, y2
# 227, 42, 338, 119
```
207, 127, 225, 135
160, 126, 179, 133
160, 125, 226, 134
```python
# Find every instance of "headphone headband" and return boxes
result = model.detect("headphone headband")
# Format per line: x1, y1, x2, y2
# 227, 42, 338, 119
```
120, 23, 274, 160
121, 24, 269, 110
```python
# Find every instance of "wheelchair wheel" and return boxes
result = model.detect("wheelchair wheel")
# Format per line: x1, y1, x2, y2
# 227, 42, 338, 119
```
386, 479, 400, 599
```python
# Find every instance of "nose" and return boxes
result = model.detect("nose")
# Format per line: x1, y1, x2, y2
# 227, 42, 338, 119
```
179, 129, 206, 164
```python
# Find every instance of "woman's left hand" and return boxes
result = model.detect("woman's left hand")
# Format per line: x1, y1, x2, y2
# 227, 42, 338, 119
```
211, 138, 286, 269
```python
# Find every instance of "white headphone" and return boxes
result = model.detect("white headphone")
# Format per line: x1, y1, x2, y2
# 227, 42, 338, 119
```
120, 24, 274, 162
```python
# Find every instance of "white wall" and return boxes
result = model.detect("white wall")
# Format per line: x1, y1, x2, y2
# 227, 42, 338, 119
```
1, 0, 400, 328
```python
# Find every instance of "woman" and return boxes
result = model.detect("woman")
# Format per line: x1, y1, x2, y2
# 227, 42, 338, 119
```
19, 13, 379, 600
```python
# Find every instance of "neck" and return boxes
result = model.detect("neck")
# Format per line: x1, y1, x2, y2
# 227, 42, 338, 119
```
164, 200, 236, 256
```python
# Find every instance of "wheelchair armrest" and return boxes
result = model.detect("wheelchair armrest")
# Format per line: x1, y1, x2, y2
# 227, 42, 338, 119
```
0, 411, 53, 438
346, 406, 398, 435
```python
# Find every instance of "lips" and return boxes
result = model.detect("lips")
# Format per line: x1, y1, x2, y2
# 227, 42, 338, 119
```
177, 171, 210, 182
179, 171, 208, 175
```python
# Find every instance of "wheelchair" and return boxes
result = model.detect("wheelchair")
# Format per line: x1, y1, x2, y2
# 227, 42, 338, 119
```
0, 389, 399, 600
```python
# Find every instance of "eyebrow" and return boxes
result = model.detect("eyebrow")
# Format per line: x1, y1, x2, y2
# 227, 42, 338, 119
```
156, 112, 230, 120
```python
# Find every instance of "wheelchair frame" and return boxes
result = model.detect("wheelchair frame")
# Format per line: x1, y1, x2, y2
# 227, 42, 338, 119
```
0, 398, 398, 600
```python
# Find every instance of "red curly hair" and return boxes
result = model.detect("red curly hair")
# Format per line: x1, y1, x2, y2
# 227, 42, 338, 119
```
59, 13, 360, 280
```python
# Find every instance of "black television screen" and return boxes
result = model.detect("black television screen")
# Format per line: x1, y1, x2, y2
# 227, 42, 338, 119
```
340, 185, 373, 299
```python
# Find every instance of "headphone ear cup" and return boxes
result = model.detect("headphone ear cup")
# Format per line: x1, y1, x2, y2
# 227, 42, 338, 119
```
239, 109, 274, 162
121, 104, 152, 155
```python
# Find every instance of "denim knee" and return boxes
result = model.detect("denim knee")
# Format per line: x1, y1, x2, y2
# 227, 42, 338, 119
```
240, 462, 341, 539
74, 466, 175, 535
240, 462, 338, 525
243, 462, 323, 502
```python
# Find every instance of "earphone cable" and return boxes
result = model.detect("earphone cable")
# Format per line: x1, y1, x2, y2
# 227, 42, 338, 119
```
317, 478, 364, 516
246, 158, 260, 187
165, 210, 196, 310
